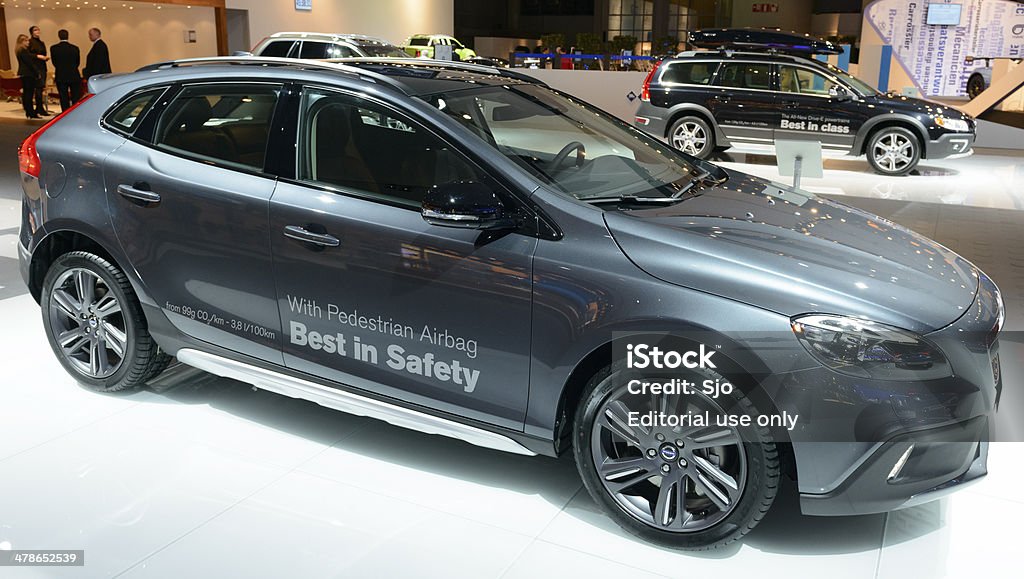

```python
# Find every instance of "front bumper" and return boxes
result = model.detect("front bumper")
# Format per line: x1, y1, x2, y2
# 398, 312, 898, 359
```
800, 418, 989, 515
927, 131, 975, 159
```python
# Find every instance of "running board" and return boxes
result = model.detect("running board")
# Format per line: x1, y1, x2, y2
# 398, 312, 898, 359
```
175, 349, 536, 456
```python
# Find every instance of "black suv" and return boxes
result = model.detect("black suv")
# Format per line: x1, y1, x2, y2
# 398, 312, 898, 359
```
635, 45, 976, 175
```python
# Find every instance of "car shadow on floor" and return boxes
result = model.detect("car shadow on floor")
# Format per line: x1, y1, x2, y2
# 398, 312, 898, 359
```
115, 362, 947, 558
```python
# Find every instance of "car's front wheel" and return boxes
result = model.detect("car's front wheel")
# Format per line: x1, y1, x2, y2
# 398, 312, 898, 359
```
669, 116, 714, 159
967, 73, 986, 100
41, 251, 166, 392
573, 363, 779, 550
867, 126, 921, 176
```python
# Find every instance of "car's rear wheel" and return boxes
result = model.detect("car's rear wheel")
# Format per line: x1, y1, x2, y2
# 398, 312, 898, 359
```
41, 251, 166, 392
573, 362, 779, 550
669, 116, 714, 159
967, 73, 986, 100
867, 127, 920, 176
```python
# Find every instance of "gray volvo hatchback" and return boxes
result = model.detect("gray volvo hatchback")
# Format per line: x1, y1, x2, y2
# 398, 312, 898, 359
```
18, 57, 1003, 549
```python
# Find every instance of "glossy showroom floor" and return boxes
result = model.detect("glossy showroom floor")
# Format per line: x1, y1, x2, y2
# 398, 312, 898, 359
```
1, 119, 1023, 578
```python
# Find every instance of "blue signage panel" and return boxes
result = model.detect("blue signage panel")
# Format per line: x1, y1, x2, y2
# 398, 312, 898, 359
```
296, 0, 312, 11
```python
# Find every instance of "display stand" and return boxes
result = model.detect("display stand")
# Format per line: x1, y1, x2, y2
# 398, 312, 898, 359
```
775, 140, 823, 189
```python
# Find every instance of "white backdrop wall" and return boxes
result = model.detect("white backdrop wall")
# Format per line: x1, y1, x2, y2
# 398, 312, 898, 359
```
224, 0, 455, 49
4, 4, 218, 75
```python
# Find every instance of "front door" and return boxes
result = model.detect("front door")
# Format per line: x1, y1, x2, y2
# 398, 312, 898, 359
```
774, 64, 858, 153
269, 87, 536, 429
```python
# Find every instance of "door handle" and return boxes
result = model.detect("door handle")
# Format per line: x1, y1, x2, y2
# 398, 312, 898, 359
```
713, 95, 731, 103
117, 183, 161, 204
284, 225, 340, 247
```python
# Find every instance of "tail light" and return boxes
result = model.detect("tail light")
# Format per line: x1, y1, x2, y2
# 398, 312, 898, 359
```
19, 93, 94, 178
640, 60, 662, 102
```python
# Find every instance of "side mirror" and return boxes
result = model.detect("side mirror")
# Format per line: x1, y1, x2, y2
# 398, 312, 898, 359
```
829, 85, 854, 101
422, 181, 515, 230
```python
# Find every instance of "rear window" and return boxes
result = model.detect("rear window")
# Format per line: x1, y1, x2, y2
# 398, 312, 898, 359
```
714, 62, 773, 90
259, 40, 295, 57
660, 62, 716, 85
105, 88, 165, 134
153, 84, 281, 171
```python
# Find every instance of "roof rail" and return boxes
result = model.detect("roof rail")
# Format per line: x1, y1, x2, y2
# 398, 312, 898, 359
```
331, 57, 547, 86
133, 56, 410, 93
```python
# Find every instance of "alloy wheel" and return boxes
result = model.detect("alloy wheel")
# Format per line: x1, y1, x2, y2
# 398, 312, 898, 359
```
47, 267, 127, 379
671, 122, 709, 156
872, 132, 915, 173
590, 387, 747, 532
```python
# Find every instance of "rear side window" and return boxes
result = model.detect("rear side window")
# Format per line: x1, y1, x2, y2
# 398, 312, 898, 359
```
153, 84, 281, 171
260, 40, 295, 57
299, 42, 330, 59
715, 63, 773, 90
105, 88, 164, 134
660, 62, 716, 85
409, 38, 429, 46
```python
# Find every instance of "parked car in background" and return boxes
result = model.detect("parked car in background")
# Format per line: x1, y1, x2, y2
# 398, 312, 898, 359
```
250, 32, 407, 59
635, 29, 976, 175
402, 34, 476, 60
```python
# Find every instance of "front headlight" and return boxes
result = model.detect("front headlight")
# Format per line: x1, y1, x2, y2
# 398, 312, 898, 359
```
791, 314, 952, 380
936, 116, 970, 132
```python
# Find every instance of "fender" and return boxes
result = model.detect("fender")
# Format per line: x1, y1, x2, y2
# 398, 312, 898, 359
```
852, 113, 931, 158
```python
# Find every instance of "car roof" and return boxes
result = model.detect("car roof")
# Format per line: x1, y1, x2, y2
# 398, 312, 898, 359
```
266, 32, 395, 45
118, 57, 542, 98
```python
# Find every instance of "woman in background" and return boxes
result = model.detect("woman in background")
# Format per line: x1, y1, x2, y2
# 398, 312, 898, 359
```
16, 34, 41, 119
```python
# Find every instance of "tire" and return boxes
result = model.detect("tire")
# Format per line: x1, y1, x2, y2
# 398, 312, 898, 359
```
967, 73, 986, 100
573, 361, 779, 550
41, 251, 164, 392
668, 116, 715, 159
866, 126, 921, 176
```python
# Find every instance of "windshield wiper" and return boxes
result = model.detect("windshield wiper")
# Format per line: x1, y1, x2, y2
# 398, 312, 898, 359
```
582, 194, 686, 205
670, 168, 727, 199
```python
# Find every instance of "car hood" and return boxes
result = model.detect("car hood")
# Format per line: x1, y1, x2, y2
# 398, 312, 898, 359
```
865, 92, 970, 121
604, 170, 979, 333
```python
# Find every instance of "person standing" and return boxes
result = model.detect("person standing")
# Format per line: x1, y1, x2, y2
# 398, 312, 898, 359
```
50, 29, 82, 111
16, 34, 41, 119
83, 28, 111, 79
28, 25, 50, 115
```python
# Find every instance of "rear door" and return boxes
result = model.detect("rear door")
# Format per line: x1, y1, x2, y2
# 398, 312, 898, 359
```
707, 61, 779, 148
103, 82, 285, 363
774, 63, 858, 153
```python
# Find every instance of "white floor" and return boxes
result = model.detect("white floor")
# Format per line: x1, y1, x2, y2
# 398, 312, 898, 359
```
0, 292, 1021, 578
714, 148, 1024, 211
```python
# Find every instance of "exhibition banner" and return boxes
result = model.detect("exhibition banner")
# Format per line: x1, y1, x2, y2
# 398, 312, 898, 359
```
865, 0, 1024, 96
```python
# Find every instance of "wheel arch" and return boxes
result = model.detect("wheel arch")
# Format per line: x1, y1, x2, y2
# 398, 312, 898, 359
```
28, 227, 144, 305
551, 332, 797, 480
664, 104, 728, 145
854, 115, 930, 158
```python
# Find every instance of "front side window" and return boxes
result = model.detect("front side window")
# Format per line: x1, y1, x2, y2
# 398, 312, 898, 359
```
714, 62, 773, 90
300, 42, 330, 59
153, 84, 280, 171
298, 88, 486, 208
429, 84, 703, 201
779, 65, 841, 96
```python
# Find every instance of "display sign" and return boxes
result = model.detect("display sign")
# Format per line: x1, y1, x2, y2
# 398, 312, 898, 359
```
927, 3, 963, 25
295, 0, 312, 11
866, 0, 1024, 96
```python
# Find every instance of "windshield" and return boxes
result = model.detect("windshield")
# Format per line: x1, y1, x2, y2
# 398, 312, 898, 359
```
824, 63, 879, 96
358, 43, 408, 58
427, 84, 707, 201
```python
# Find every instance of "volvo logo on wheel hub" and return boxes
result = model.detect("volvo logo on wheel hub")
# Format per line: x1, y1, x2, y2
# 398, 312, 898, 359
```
659, 443, 679, 462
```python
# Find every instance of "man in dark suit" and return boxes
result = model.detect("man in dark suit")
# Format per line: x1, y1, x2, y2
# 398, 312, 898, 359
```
28, 25, 50, 115
83, 28, 111, 79
50, 29, 81, 111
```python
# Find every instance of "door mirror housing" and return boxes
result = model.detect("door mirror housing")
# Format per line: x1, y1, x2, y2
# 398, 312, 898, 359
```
422, 181, 515, 230
829, 85, 854, 101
